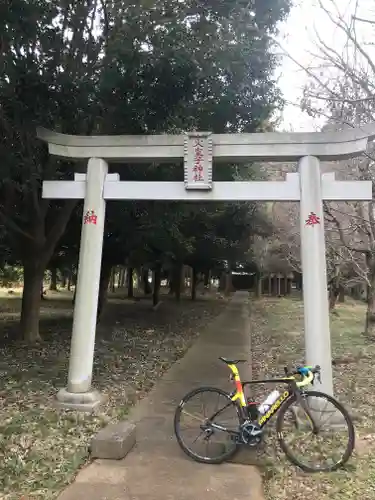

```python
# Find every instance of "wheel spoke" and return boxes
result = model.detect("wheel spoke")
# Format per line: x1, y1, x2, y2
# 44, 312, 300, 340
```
181, 409, 205, 423
277, 391, 354, 472
175, 387, 240, 464
190, 430, 205, 446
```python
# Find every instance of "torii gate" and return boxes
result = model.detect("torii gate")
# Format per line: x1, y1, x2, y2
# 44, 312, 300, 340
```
38, 125, 375, 410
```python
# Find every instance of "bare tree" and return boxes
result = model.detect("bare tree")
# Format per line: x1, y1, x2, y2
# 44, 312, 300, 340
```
259, 163, 357, 310
279, 0, 375, 333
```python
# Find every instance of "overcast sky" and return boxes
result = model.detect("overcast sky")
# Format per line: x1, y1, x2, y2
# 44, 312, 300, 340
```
276, 0, 373, 131
276, 0, 319, 131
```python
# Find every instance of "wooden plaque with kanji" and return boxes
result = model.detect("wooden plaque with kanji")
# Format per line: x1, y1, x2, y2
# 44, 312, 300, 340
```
184, 132, 213, 190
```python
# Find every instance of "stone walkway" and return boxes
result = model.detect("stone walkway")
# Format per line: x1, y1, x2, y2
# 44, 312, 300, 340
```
59, 291, 265, 500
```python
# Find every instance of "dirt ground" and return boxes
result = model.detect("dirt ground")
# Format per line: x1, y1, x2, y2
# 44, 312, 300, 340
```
250, 296, 375, 500
0, 288, 227, 500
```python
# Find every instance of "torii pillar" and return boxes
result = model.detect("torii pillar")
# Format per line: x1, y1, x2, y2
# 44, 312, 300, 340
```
38, 125, 375, 409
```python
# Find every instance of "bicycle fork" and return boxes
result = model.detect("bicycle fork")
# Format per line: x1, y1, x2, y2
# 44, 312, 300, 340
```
295, 391, 320, 434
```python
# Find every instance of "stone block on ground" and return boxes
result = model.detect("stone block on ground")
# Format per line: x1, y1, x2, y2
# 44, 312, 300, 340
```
90, 421, 136, 459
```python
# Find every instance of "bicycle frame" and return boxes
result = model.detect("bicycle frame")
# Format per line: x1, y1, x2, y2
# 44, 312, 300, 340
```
242, 380, 293, 428
226, 362, 298, 426
207, 364, 316, 435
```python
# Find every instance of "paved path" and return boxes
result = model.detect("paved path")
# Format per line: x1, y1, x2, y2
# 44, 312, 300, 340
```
59, 291, 264, 500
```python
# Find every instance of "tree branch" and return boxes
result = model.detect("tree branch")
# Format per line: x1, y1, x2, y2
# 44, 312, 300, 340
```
0, 208, 35, 241
352, 16, 375, 25
318, 0, 375, 78
273, 38, 341, 101
42, 200, 78, 265
323, 202, 370, 254
304, 92, 375, 104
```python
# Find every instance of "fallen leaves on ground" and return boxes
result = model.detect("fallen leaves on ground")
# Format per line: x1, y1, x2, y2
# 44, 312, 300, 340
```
251, 296, 375, 500
0, 291, 227, 499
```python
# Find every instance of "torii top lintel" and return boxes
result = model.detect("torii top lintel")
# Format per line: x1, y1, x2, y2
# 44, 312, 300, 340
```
36, 124, 375, 163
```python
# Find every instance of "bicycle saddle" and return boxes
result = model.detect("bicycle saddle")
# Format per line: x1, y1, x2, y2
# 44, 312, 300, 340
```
219, 357, 247, 364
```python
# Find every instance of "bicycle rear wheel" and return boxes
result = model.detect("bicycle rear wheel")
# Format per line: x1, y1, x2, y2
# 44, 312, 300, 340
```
276, 390, 355, 472
174, 386, 241, 464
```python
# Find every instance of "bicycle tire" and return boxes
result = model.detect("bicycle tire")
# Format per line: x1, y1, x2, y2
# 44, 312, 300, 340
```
276, 390, 355, 472
174, 386, 241, 464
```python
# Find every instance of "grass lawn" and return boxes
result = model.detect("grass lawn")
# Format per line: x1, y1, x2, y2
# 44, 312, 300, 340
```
0, 288, 227, 499
251, 296, 375, 500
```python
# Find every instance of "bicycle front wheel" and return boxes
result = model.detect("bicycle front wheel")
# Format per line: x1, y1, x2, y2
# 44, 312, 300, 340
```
276, 390, 355, 472
174, 386, 241, 464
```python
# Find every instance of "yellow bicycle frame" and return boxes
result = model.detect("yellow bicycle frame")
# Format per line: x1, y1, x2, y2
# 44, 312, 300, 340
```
228, 364, 247, 406
227, 364, 314, 408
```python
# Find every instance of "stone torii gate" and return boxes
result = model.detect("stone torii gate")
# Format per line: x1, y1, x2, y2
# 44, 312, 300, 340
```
38, 125, 375, 410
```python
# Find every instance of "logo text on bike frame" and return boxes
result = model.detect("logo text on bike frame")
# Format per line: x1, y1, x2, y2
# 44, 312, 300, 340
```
258, 390, 290, 426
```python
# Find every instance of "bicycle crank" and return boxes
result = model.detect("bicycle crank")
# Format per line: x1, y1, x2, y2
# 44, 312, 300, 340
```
240, 421, 263, 447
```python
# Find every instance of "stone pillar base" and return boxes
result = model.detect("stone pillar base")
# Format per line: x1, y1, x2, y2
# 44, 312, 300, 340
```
56, 388, 107, 412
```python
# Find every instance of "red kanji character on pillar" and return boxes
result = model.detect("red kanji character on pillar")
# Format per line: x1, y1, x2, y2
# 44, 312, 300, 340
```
89, 211, 98, 225
84, 210, 98, 225
305, 212, 320, 226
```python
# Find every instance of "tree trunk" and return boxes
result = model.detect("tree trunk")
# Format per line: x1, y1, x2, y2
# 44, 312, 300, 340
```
366, 292, 375, 337
362, 283, 368, 302
191, 268, 198, 301
284, 276, 289, 295
271, 277, 278, 296
133, 269, 141, 292
255, 273, 262, 298
72, 268, 77, 287
224, 270, 232, 296
153, 264, 162, 307
351, 284, 362, 300
118, 267, 125, 288
168, 271, 174, 295
338, 285, 345, 303
296, 273, 303, 291
173, 263, 183, 301
127, 267, 134, 298
18, 199, 77, 342
61, 272, 67, 288
218, 272, 226, 291
329, 287, 339, 311
20, 263, 45, 342
49, 266, 58, 291
181, 265, 187, 292
109, 266, 116, 293
97, 260, 112, 323
67, 269, 72, 291
365, 264, 375, 337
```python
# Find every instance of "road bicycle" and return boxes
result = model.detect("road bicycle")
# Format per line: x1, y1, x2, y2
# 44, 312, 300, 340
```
174, 358, 355, 472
